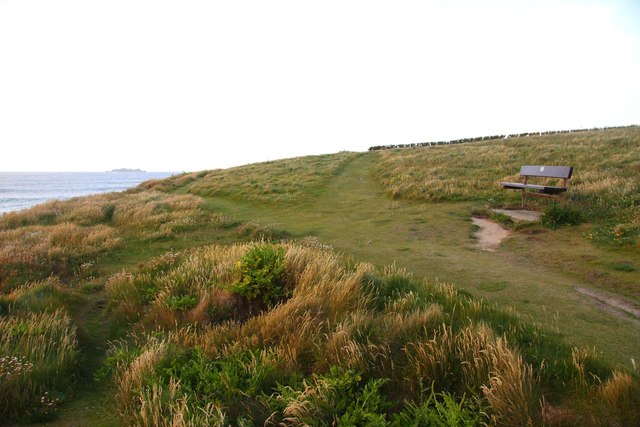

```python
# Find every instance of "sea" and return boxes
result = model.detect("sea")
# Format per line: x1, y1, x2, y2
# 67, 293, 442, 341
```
0, 172, 175, 215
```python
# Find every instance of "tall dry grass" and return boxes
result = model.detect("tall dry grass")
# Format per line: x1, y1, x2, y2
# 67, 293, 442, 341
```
0, 309, 78, 420
0, 189, 218, 289
481, 338, 538, 426
0, 223, 121, 287
103, 242, 610, 424
113, 337, 168, 417
596, 371, 640, 425
0, 190, 205, 232
133, 379, 225, 427
110, 336, 226, 426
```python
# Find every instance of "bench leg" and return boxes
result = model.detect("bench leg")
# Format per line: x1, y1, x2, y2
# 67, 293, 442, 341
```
521, 189, 527, 209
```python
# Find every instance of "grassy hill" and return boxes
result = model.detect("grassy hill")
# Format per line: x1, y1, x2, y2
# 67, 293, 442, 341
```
1, 127, 639, 425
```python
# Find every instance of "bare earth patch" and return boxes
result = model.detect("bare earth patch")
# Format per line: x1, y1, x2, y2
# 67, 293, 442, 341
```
492, 209, 542, 222
576, 287, 640, 320
472, 217, 511, 251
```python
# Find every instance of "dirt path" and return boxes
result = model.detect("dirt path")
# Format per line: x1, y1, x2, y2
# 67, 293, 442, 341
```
472, 217, 511, 251
576, 287, 640, 319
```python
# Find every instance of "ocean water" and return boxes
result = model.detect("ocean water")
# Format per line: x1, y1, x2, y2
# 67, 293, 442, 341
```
0, 172, 175, 215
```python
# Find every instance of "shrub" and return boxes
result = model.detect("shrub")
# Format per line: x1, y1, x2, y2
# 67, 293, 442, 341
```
232, 245, 287, 306
110, 340, 280, 424
541, 204, 585, 229
264, 367, 391, 425
101, 203, 116, 222
392, 386, 489, 426
96, 243, 640, 424
158, 348, 277, 408
165, 294, 198, 311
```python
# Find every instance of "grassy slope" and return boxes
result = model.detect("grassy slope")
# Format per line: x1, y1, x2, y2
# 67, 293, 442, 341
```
2, 129, 640, 424
187, 151, 640, 368
372, 126, 640, 301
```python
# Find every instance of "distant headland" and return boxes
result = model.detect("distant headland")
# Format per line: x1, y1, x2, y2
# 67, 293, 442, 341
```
109, 168, 146, 173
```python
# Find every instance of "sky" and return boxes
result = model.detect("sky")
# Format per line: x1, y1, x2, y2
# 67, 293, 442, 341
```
0, 0, 639, 172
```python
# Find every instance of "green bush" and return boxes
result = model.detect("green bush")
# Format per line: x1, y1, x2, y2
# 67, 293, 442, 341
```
232, 245, 287, 306
392, 386, 488, 426
165, 294, 198, 311
101, 203, 116, 223
158, 348, 277, 414
95, 343, 142, 382
264, 367, 391, 426
542, 204, 585, 229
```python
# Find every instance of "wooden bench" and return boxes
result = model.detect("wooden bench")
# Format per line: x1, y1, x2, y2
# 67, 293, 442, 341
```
501, 165, 573, 208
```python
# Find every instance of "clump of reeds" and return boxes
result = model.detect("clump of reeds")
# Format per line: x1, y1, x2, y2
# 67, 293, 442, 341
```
113, 337, 168, 418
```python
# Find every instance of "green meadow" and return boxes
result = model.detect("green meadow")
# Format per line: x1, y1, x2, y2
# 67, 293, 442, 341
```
1, 127, 639, 425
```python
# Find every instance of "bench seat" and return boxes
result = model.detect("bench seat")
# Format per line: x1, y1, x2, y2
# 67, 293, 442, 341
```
500, 182, 568, 195
501, 165, 573, 208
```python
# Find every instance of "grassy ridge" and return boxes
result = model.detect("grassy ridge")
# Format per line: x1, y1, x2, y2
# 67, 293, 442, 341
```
144, 152, 358, 203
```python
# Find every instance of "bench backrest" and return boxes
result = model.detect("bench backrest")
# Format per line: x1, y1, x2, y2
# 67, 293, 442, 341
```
520, 165, 573, 179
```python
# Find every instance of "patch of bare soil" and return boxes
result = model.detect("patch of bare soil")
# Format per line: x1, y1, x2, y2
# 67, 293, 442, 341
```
472, 217, 511, 251
492, 209, 542, 222
576, 287, 640, 319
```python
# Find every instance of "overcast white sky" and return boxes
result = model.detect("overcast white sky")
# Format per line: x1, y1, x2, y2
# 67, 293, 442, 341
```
1, 0, 639, 172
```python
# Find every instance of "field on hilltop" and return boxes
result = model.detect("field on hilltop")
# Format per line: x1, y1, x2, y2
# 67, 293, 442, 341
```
1, 127, 639, 425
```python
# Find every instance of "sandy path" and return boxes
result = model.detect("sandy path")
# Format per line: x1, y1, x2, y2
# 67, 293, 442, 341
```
472, 217, 510, 251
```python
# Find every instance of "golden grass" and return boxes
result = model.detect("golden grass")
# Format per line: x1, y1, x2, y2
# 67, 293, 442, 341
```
134, 379, 225, 427
0, 188, 221, 289
0, 223, 121, 284
114, 337, 168, 418
111, 334, 226, 426
481, 338, 538, 427
600, 371, 635, 411
0, 190, 205, 236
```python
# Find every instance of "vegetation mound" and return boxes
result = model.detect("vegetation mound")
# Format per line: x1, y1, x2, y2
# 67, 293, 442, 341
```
97, 243, 637, 426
